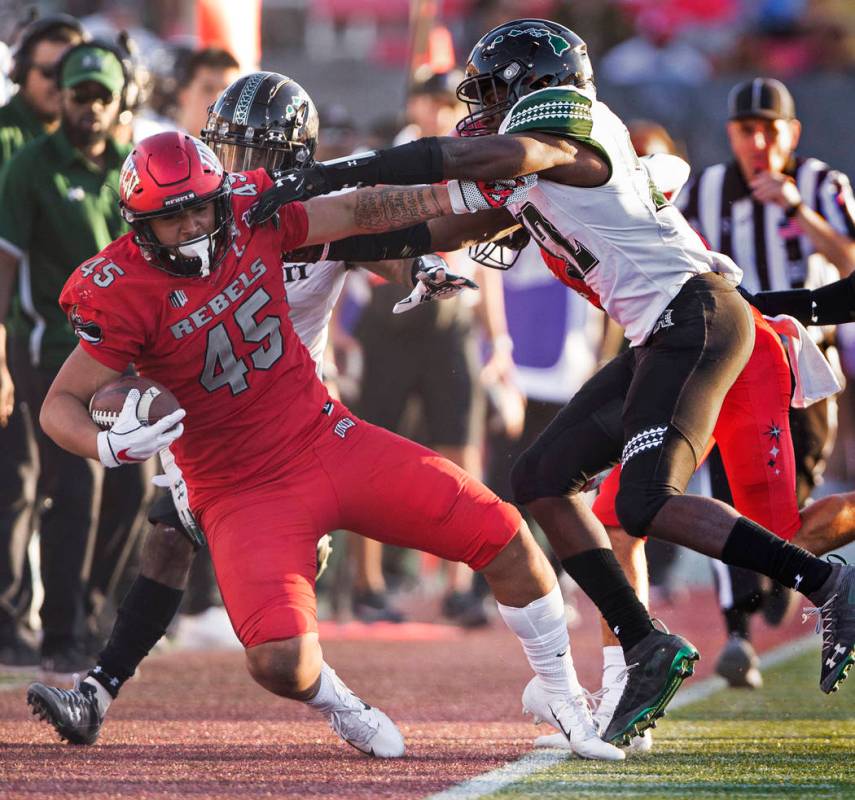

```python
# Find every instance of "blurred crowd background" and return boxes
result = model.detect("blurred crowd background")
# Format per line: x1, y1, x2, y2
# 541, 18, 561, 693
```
0, 0, 854, 678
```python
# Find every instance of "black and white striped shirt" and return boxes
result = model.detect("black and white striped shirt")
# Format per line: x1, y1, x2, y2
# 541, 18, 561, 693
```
677, 157, 855, 293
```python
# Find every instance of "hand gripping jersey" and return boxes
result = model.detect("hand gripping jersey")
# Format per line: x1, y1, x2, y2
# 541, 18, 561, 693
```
60, 168, 330, 509
498, 86, 743, 345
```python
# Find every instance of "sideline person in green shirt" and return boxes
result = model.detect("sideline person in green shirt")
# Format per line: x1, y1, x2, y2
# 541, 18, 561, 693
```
0, 43, 133, 675
0, 13, 85, 669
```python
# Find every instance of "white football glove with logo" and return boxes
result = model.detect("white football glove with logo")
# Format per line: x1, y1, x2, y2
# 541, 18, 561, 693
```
393, 254, 479, 314
96, 389, 185, 469
153, 446, 206, 548
446, 174, 537, 214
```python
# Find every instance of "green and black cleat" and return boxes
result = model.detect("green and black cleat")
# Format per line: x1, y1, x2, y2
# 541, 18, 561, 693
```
804, 559, 855, 694
603, 626, 699, 746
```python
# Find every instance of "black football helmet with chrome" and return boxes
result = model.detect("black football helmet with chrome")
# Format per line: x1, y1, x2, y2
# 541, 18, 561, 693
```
201, 71, 319, 174
456, 19, 593, 137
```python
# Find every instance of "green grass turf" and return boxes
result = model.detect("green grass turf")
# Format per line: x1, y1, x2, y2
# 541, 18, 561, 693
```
494, 647, 855, 800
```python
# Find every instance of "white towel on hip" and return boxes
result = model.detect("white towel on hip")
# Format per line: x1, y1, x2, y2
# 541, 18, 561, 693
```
765, 314, 842, 407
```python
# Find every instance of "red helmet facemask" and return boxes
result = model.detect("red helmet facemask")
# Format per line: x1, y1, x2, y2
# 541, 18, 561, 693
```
119, 132, 234, 277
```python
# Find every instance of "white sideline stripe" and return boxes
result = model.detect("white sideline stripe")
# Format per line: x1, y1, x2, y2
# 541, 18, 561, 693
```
423, 634, 818, 800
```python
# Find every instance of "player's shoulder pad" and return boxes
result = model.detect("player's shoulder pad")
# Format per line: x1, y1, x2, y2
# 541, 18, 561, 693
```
500, 86, 597, 137
499, 86, 610, 172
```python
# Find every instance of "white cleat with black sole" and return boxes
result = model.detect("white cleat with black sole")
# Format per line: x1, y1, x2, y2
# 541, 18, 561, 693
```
522, 677, 625, 761
322, 666, 405, 758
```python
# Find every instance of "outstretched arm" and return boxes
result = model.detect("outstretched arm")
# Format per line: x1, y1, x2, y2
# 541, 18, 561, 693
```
291, 134, 606, 196
286, 209, 520, 265
738, 274, 855, 326
300, 184, 451, 247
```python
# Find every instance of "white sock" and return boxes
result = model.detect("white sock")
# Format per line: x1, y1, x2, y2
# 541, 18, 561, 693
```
83, 676, 113, 716
497, 583, 583, 696
602, 646, 627, 688
304, 662, 349, 714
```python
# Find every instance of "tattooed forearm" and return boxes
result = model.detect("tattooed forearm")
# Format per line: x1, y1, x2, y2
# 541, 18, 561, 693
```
353, 186, 444, 232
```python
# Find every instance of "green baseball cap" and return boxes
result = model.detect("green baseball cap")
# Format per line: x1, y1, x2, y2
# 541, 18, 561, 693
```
60, 45, 125, 95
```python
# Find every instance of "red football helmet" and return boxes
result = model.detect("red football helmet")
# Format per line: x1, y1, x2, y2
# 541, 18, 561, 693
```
119, 131, 234, 277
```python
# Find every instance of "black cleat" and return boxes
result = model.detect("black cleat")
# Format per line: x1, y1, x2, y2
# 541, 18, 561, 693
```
603, 626, 699, 746
715, 635, 763, 689
27, 679, 103, 745
805, 560, 855, 694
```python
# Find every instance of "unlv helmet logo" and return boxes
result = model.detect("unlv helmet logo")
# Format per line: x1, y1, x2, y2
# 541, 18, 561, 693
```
119, 153, 140, 203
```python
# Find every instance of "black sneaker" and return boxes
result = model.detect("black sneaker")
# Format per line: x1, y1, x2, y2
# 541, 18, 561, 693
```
39, 646, 91, 680
715, 635, 763, 689
442, 591, 489, 629
352, 590, 405, 624
805, 559, 855, 694
27, 678, 104, 745
0, 631, 40, 671
603, 626, 699, 745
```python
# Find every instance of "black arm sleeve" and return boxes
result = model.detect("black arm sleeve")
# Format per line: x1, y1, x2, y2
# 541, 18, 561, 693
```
738, 274, 855, 326
284, 223, 433, 264
298, 138, 445, 196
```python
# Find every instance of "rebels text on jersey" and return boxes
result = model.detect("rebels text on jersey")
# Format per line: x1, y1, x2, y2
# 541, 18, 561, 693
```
60, 168, 330, 509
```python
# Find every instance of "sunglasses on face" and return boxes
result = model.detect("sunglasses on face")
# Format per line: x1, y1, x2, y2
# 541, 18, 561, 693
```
67, 85, 119, 106
31, 63, 58, 80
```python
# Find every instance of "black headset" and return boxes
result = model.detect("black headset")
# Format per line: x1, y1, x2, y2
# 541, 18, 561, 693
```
54, 37, 135, 112
8, 12, 86, 86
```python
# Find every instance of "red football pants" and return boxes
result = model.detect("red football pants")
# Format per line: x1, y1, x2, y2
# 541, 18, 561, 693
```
199, 405, 520, 647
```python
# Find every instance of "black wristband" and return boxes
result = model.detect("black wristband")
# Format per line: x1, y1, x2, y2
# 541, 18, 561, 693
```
784, 201, 804, 219
314, 137, 444, 191
325, 222, 433, 262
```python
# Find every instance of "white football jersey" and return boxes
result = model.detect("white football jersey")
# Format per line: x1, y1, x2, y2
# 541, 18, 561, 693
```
283, 257, 347, 376
499, 86, 742, 345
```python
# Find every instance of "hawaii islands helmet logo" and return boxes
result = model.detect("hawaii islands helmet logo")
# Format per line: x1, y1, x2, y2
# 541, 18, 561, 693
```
487, 28, 572, 57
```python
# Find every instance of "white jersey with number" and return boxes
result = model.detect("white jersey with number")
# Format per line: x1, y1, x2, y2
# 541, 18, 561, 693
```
283, 257, 347, 376
499, 86, 742, 345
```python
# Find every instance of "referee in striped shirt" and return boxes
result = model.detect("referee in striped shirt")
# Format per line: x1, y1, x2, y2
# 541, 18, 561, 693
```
677, 77, 855, 688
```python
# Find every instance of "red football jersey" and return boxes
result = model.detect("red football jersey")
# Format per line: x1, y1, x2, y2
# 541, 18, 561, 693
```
60, 168, 331, 510
539, 247, 603, 309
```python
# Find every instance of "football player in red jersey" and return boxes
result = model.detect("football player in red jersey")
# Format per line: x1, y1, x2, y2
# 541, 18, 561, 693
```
29, 131, 624, 760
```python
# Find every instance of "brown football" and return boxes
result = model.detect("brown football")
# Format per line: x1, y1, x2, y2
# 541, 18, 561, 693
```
89, 376, 180, 430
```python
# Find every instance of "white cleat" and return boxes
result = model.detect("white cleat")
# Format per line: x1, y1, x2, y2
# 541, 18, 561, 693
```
323, 667, 405, 758
522, 677, 625, 761
534, 727, 654, 755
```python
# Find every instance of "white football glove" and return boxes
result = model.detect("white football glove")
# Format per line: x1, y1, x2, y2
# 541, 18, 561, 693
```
393, 254, 479, 314
446, 174, 537, 214
153, 447, 206, 548
96, 389, 185, 469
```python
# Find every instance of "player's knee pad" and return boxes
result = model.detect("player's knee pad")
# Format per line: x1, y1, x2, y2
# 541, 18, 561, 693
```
614, 480, 680, 539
